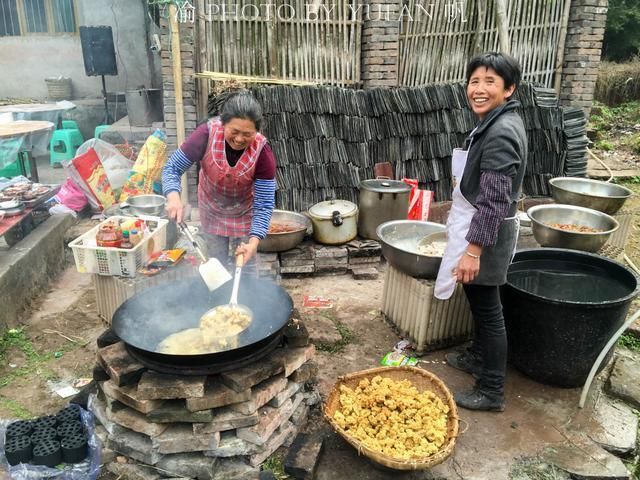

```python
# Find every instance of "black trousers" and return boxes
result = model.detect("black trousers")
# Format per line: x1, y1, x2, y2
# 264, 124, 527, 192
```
463, 284, 507, 397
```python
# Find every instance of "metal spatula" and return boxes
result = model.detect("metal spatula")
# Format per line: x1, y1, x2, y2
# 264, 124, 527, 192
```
178, 222, 232, 291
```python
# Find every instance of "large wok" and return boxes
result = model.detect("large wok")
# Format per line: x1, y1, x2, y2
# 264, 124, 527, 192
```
111, 276, 293, 372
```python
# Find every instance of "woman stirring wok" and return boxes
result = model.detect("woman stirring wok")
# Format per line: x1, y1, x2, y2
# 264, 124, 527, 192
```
434, 53, 527, 411
162, 92, 276, 275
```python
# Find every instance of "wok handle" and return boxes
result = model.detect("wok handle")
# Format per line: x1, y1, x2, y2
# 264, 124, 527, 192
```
178, 221, 208, 263
235, 253, 244, 267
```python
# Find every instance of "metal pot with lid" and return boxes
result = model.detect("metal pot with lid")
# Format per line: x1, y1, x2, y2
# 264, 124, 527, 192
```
358, 179, 410, 240
308, 199, 358, 245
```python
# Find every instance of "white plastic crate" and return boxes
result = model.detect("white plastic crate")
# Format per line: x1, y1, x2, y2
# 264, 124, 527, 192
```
70, 216, 168, 278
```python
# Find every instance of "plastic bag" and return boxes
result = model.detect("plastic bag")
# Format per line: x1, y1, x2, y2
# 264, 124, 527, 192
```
76, 139, 134, 192
0, 406, 102, 480
403, 178, 434, 221
119, 129, 168, 202
54, 178, 88, 212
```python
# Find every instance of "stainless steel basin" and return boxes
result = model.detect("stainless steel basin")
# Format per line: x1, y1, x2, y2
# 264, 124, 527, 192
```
376, 220, 446, 279
549, 177, 632, 215
258, 210, 311, 253
527, 204, 619, 253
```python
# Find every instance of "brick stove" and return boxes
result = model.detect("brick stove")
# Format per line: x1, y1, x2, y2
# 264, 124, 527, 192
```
88, 325, 319, 480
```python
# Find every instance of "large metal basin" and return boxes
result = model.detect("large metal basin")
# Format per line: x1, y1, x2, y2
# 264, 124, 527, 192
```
376, 220, 446, 279
549, 177, 632, 215
528, 204, 618, 253
258, 210, 311, 252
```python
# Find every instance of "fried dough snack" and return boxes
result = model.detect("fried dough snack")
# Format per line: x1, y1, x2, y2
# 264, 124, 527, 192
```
333, 376, 449, 459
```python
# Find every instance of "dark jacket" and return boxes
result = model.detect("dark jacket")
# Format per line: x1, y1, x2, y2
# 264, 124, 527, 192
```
460, 100, 527, 210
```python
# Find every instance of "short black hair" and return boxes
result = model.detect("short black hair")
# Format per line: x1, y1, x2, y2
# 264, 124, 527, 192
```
465, 52, 521, 92
220, 91, 263, 131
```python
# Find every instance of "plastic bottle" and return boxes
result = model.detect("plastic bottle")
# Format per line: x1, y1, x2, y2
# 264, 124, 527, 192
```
130, 229, 142, 246
120, 231, 133, 249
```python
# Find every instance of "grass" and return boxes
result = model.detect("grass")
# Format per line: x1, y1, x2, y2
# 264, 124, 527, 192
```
0, 396, 33, 419
595, 59, 640, 106
313, 311, 354, 354
619, 333, 640, 352
509, 457, 570, 480
261, 454, 289, 479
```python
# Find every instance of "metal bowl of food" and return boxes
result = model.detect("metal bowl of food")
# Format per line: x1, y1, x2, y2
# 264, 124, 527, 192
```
527, 204, 619, 252
376, 220, 447, 279
258, 210, 312, 253
121, 194, 166, 217
549, 177, 632, 215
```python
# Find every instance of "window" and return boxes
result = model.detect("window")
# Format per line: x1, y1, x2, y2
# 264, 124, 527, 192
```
0, 0, 76, 36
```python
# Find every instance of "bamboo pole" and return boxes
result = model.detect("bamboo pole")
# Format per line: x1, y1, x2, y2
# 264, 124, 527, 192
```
196, 0, 208, 121
169, 3, 188, 203
494, 0, 510, 53
554, 0, 572, 94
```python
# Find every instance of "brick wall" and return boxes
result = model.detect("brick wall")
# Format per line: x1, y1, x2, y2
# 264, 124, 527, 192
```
559, 0, 608, 113
160, 16, 199, 205
360, 0, 401, 87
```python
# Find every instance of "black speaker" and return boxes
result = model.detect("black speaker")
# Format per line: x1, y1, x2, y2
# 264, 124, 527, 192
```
79, 26, 118, 77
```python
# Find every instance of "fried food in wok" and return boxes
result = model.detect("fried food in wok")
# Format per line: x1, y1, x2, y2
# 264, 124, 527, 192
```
332, 376, 449, 459
200, 305, 251, 333
157, 327, 239, 354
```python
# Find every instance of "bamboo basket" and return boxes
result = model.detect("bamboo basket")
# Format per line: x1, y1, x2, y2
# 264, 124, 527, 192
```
323, 366, 459, 470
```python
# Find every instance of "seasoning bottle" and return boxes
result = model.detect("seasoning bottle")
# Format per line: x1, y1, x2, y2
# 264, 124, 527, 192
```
130, 229, 142, 246
120, 230, 133, 249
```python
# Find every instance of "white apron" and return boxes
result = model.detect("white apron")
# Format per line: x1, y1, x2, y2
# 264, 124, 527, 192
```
434, 147, 476, 300
434, 142, 520, 300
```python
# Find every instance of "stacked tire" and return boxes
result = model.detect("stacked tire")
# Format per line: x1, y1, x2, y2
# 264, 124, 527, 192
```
5, 405, 88, 467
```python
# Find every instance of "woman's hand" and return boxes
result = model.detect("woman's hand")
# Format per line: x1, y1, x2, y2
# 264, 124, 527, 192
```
165, 192, 184, 223
453, 244, 482, 284
235, 237, 260, 264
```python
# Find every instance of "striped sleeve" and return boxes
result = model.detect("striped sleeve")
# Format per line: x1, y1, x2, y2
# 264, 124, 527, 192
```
249, 178, 276, 239
162, 147, 194, 195
466, 171, 512, 247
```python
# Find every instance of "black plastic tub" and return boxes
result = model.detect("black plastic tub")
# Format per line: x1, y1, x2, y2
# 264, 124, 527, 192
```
502, 248, 638, 387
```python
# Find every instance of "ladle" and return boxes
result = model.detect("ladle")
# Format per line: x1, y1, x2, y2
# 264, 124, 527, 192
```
416, 231, 447, 254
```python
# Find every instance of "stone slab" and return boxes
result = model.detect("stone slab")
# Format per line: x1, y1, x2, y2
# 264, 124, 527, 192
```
289, 361, 319, 385
236, 398, 294, 446
290, 401, 310, 427
92, 363, 110, 382
284, 320, 310, 348
212, 458, 260, 480
148, 400, 214, 423
590, 396, 638, 455
281, 265, 315, 274
304, 388, 322, 406
101, 380, 165, 414
193, 406, 259, 434
156, 452, 218, 480
137, 371, 207, 400
230, 375, 288, 415
351, 266, 379, 279
107, 400, 169, 437
280, 257, 316, 267
542, 432, 630, 479
281, 243, 315, 260
608, 356, 640, 410
268, 380, 302, 408
186, 379, 252, 411
106, 427, 163, 465
314, 265, 349, 274
348, 256, 381, 264
152, 424, 220, 454
205, 431, 263, 457
97, 341, 147, 386
88, 393, 120, 436
304, 314, 342, 345
107, 461, 163, 480
249, 421, 297, 467
277, 344, 316, 377
314, 246, 348, 258
96, 329, 121, 348
284, 432, 325, 480
221, 358, 284, 393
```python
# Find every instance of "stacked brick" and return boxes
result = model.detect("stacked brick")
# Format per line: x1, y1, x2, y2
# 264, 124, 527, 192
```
90, 330, 318, 479
559, 0, 608, 113
361, 0, 401, 87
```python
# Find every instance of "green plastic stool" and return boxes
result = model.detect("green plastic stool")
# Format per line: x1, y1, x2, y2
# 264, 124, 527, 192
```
94, 125, 109, 140
50, 129, 83, 166
61, 120, 80, 131
0, 155, 30, 178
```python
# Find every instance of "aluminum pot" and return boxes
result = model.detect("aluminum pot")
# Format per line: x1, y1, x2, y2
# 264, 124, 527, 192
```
527, 204, 619, 252
549, 177, 632, 215
308, 200, 358, 245
121, 194, 166, 216
258, 210, 312, 252
357, 179, 410, 240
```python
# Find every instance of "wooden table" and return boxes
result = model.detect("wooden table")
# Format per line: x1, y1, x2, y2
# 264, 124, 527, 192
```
0, 120, 54, 182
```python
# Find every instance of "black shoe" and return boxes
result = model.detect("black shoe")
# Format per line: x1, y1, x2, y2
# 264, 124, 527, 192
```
454, 389, 505, 412
445, 351, 482, 378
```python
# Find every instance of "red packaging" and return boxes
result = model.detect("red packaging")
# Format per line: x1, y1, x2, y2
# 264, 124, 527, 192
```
71, 148, 116, 210
402, 178, 434, 221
